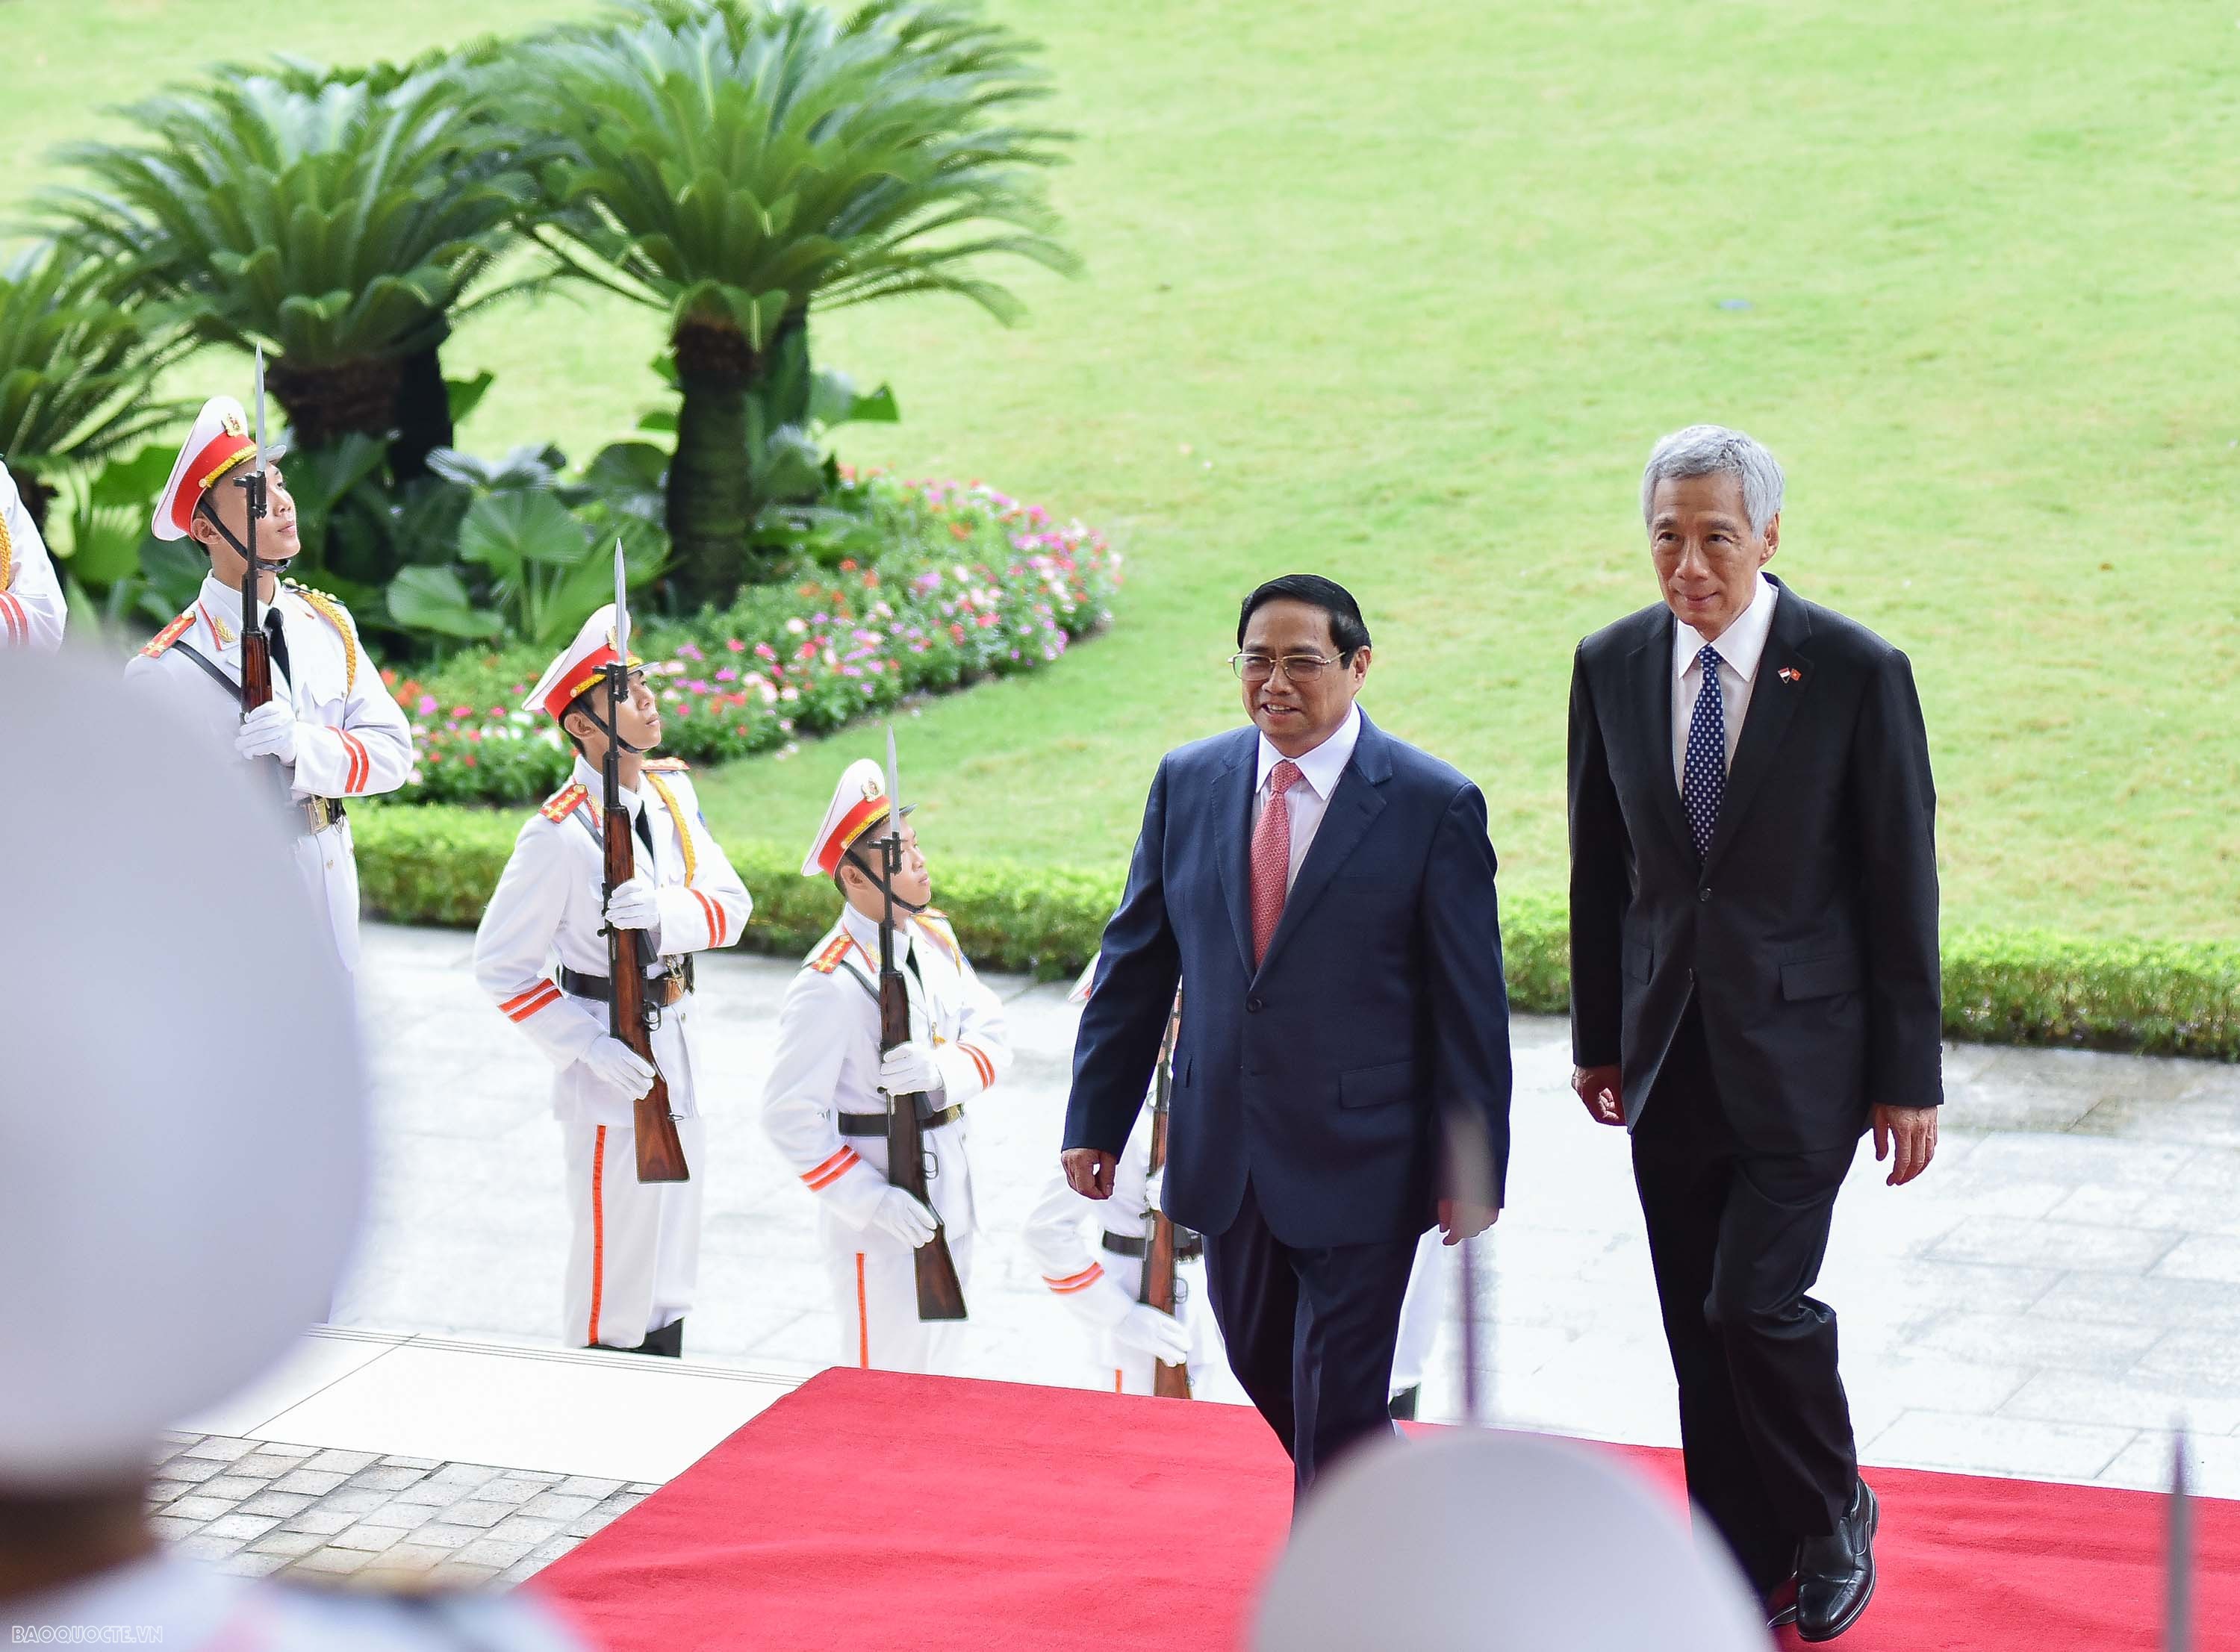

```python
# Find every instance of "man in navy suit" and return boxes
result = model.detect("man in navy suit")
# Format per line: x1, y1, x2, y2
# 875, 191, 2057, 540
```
1063, 575, 1512, 1498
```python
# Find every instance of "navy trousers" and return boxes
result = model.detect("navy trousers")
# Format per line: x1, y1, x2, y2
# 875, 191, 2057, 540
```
1202, 1176, 1421, 1501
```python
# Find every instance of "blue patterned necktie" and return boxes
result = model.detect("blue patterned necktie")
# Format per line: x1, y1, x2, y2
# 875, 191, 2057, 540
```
1682, 643, 1726, 858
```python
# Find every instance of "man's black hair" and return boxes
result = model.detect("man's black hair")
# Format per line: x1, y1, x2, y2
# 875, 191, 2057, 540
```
1236, 574, 1372, 658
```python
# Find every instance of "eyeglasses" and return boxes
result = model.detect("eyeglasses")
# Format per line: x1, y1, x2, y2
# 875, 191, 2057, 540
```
1231, 650, 1343, 684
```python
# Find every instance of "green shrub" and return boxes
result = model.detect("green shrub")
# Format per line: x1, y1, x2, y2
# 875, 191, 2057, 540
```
356, 801, 2240, 1059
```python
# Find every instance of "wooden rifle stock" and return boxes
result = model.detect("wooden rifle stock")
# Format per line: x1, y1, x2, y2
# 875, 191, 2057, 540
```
1141, 993, 1190, 1398
603, 665, 688, 1185
880, 915, 967, 1321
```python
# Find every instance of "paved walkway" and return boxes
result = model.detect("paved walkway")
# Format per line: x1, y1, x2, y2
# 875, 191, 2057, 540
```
341, 924, 2240, 1497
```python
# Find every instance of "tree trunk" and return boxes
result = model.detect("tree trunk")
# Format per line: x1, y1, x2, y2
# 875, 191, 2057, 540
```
387, 331, 455, 484
14, 472, 54, 537
665, 317, 755, 614
265, 354, 405, 451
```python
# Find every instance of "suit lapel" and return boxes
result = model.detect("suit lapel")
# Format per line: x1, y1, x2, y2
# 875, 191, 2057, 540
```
1213, 735, 1258, 976
1628, 617, 1694, 858
1704, 581, 1814, 876
1255, 715, 1391, 979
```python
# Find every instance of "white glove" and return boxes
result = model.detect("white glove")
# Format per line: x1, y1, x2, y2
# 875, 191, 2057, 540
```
878, 1041, 942, 1097
1144, 1166, 1166, 1220
604, 875, 660, 932
863, 1185, 940, 1247
1076, 1274, 1190, 1362
235, 700, 299, 764
581, 1037, 657, 1100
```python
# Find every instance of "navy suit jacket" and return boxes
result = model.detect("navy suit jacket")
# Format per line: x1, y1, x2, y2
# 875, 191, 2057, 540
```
1063, 711, 1513, 1250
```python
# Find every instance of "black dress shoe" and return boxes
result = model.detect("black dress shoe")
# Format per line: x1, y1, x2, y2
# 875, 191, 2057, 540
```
1762, 1574, 1799, 1629
1387, 1386, 1421, 1422
1796, 1478, 1877, 1642
632, 1318, 684, 1359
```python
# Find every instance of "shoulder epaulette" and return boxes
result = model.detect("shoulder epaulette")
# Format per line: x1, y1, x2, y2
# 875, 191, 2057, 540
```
806, 934, 856, 975
140, 608, 196, 658
284, 580, 359, 693
540, 781, 589, 823
644, 757, 690, 773
913, 911, 962, 967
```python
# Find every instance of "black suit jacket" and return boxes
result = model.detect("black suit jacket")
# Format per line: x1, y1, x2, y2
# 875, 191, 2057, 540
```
1064, 712, 1513, 1248
1567, 576, 1942, 1150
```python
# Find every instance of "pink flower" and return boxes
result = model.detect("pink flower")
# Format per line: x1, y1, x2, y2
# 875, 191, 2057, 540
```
417, 694, 438, 715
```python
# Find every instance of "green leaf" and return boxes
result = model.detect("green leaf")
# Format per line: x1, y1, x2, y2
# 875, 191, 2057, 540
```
445, 371, 495, 426
387, 564, 505, 639
458, 488, 591, 573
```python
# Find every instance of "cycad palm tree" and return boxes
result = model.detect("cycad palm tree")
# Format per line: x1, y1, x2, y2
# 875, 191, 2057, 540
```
43, 63, 535, 476
518, 0, 1077, 608
0, 240, 190, 532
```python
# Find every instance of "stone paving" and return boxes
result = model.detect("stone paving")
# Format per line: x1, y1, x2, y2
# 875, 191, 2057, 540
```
147, 1432, 655, 1589
340, 923, 2240, 1497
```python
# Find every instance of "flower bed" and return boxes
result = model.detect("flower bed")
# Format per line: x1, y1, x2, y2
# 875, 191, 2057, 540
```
390, 472, 1119, 806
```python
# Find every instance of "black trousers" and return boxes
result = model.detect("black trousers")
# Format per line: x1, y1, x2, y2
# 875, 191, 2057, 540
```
1202, 1177, 1420, 1501
1632, 1003, 1858, 1591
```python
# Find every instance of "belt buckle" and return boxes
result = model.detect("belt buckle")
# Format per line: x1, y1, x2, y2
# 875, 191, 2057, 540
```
300, 797, 323, 834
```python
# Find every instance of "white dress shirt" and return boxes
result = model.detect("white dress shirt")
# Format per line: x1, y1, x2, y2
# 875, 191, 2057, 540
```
1672, 573, 1779, 792
1253, 702, 1363, 890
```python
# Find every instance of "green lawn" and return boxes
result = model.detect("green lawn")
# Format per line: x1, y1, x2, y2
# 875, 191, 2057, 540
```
8, 0, 2239, 938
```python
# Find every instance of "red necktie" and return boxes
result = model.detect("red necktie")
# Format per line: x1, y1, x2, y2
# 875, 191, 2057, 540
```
1251, 760, 1304, 967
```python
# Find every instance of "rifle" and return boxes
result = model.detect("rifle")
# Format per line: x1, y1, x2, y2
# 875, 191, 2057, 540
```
1139, 985, 1190, 1397
604, 542, 688, 1185
877, 725, 967, 1320
236, 346, 273, 726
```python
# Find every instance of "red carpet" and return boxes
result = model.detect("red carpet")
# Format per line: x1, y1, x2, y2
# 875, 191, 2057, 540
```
534, 1368, 2240, 1651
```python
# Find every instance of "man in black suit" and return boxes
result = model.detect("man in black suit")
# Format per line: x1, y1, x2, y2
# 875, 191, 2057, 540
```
1064, 575, 1511, 1500
1567, 426, 1941, 1642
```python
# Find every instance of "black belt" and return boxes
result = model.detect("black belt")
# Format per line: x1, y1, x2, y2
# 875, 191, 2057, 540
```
559, 958, 694, 1008
1102, 1228, 1204, 1262
838, 1102, 964, 1135
293, 796, 346, 836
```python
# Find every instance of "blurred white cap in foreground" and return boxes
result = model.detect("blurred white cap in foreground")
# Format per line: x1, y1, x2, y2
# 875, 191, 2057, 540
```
1254, 1429, 1765, 1651
0, 649, 365, 1491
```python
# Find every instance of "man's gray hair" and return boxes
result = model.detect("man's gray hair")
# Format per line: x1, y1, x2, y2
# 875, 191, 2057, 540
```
1640, 424, 1785, 535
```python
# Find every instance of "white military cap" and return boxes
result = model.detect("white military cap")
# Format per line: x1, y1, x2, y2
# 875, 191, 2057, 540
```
1068, 954, 1099, 1004
0, 649, 364, 1490
152, 396, 287, 542
1254, 1430, 1764, 1651
524, 603, 643, 721
801, 756, 912, 879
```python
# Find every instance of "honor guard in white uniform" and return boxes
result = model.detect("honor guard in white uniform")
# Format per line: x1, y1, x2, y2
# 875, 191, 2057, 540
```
122, 396, 413, 973
473, 606, 751, 1356
761, 757, 1012, 1374
2, 649, 586, 1652
1023, 960, 1202, 1394
0, 458, 66, 650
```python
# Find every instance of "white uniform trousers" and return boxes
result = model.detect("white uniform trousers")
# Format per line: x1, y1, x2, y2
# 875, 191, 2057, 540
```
1088, 1250, 1226, 1397
817, 1116, 976, 1373
1389, 1227, 1451, 1396
561, 1115, 706, 1350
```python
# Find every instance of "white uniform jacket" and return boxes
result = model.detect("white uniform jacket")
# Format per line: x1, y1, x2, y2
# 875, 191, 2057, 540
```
123, 573, 413, 970
472, 755, 751, 1128
762, 903, 1011, 1235
0, 460, 65, 651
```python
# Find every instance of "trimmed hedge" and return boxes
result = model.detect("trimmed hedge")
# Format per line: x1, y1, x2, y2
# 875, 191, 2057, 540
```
355, 803, 2240, 1059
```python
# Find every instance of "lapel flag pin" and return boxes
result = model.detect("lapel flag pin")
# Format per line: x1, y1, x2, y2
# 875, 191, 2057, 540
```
1778, 665, 1803, 685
